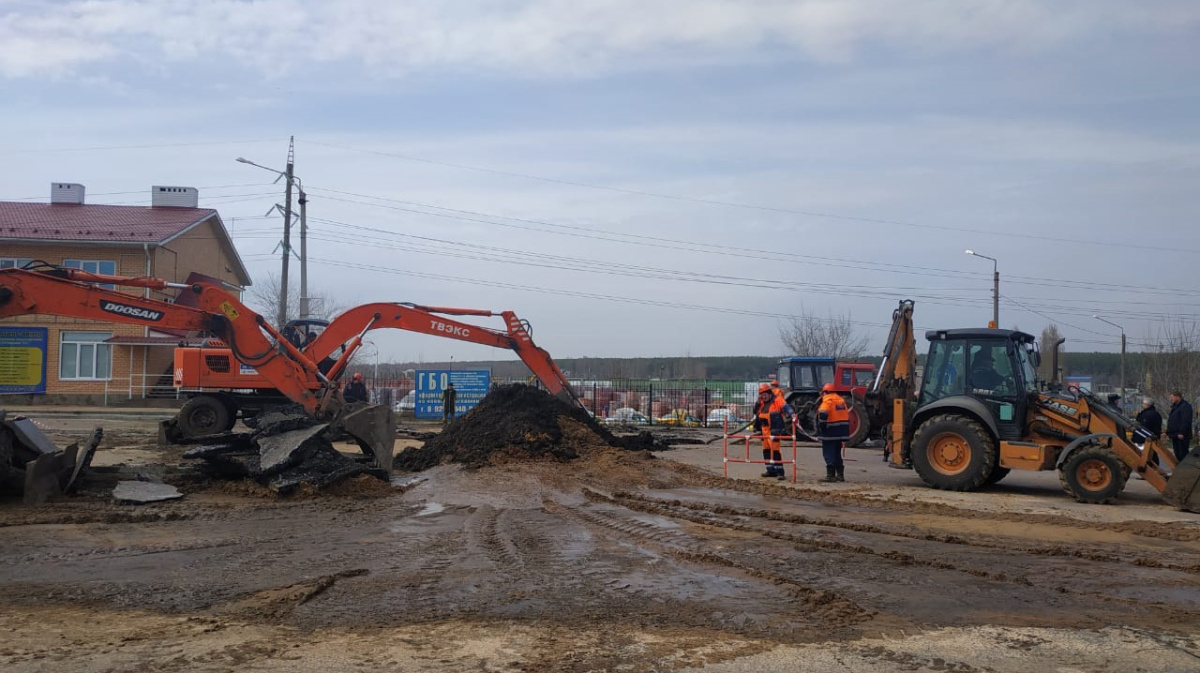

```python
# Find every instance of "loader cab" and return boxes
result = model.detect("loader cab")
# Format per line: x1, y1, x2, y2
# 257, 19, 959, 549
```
777, 356, 836, 394
920, 329, 1039, 441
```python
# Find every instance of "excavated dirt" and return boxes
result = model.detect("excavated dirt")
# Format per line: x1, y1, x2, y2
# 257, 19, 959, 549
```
0, 410, 1198, 672
396, 384, 670, 471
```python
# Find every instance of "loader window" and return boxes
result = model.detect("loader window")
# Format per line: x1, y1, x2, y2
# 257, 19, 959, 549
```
968, 343, 1016, 395
921, 341, 966, 403
1015, 344, 1039, 392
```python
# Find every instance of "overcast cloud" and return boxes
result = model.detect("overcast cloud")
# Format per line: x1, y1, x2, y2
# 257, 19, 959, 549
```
2, 0, 1198, 363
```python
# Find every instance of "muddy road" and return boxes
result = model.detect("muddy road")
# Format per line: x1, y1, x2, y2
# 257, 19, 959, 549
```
1, 413, 1199, 671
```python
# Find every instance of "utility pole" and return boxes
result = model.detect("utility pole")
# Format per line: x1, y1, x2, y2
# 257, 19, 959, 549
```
966, 250, 1000, 328
278, 136, 296, 327
298, 185, 308, 319
1094, 315, 1126, 410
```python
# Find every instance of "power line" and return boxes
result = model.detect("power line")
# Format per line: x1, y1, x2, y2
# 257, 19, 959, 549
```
0, 138, 286, 156
306, 140, 1200, 255
304, 186, 1200, 299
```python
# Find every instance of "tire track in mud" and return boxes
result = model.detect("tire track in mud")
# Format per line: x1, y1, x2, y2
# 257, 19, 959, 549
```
594, 488, 1200, 623
545, 497, 874, 628
671, 464, 1200, 542
612, 490, 1200, 575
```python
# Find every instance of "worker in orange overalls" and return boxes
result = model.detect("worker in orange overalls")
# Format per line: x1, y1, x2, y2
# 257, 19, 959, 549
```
754, 383, 788, 480
816, 383, 850, 483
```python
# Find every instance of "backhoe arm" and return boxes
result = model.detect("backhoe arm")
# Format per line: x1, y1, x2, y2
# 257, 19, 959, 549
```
0, 267, 324, 412
305, 302, 581, 406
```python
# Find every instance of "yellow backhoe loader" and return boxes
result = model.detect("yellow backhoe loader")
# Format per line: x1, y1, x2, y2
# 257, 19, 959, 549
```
870, 300, 1200, 511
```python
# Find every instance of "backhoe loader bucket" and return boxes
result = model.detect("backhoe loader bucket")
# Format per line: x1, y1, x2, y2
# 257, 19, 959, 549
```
338, 404, 396, 472
1162, 450, 1200, 513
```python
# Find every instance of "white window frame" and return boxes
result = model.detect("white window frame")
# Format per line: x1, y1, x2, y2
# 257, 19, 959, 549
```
0, 258, 34, 269
63, 259, 118, 290
59, 331, 113, 381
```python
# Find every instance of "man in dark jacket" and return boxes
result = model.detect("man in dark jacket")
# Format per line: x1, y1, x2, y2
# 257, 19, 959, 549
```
1134, 397, 1163, 445
442, 382, 457, 423
1167, 391, 1194, 462
344, 372, 369, 404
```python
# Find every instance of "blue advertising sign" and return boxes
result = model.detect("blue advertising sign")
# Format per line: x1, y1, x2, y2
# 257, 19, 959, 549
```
414, 369, 491, 419
0, 326, 48, 394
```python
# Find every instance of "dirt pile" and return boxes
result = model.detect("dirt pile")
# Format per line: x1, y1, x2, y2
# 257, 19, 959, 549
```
396, 384, 671, 471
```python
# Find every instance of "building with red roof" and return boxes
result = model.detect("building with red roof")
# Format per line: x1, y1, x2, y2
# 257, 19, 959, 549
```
0, 183, 253, 402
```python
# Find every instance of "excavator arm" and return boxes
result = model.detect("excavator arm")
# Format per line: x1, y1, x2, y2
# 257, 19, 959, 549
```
306, 302, 580, 407
871, 300, 917, 467
0, 267, 327, 413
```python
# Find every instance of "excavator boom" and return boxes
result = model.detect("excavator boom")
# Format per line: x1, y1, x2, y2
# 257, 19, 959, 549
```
183, 302, 581, 412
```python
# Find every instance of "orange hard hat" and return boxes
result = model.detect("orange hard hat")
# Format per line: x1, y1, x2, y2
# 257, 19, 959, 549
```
758, 383, 771, 393
821, 383, 834, 393
769, 380, 780, 388
353, 372, 363, 380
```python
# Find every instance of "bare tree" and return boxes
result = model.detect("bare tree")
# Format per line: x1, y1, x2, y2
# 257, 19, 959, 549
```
247, 273, 346, 324
1144, 319, 1200, 403
1039, 323, 1064, 382
778, 308, 870, 360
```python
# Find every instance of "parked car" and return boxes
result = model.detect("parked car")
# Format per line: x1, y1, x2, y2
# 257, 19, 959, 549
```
393, 391, 415, 412
604, 407, 651, 425
706, 408, 742, 427
654, 410, 701, 427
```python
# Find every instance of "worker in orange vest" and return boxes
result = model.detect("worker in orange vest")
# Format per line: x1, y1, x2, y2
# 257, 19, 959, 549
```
754, 383, 787, 480
816, 383, 850, 483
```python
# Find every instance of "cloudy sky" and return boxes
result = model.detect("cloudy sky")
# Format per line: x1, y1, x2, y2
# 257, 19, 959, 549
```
2, 0, 1199, 363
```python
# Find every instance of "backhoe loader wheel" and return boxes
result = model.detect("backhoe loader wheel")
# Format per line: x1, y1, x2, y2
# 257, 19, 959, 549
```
177, 395, 234, 439
910, 414, 997, 491
1059, 446, 1126, 504
847, 398, 870, 448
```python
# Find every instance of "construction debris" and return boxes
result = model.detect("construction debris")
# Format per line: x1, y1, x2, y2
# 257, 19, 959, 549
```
397, 384, 677, 472
112, 480, 184, 505
0, 409, 103, 505
183, 417, 388, 494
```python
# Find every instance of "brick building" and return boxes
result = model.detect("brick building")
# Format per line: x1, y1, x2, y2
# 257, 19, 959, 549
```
0, 183, 252, 403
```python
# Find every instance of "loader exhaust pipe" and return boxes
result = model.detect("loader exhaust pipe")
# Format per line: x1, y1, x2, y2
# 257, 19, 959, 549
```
1050, 337, 1066, 385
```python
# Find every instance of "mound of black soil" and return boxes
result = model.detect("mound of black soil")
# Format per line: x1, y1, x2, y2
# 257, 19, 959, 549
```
397, 384, 670, 472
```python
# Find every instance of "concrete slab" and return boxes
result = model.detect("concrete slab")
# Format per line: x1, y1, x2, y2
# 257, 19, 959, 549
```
112, 481, 183, 505
257, 423, 329, 474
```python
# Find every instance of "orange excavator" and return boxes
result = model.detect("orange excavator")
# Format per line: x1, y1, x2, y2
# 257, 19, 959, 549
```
171, 302, 579, 437
0, 264, 575, 466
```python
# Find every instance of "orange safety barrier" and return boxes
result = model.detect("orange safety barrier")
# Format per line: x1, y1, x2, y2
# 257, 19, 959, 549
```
722, 419, 798, 483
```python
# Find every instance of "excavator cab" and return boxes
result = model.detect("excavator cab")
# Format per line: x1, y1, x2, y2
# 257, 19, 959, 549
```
281, 318, 330, 350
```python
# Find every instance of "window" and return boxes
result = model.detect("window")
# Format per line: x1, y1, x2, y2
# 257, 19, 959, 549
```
63, 259, 117, 290
0, 258, 33, 269
776, 365, 791, 389
841, 369, 853, 386
60, 331, 112, 380
968, 343, 1017, 394
854, 370, 874, 387
921, 341, 966, 403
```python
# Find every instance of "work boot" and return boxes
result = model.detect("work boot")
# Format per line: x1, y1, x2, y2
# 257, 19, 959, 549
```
776, 469, 787, 481
834, 466, 845, 483
820, 466, 837, 483
761, 467, 775, 478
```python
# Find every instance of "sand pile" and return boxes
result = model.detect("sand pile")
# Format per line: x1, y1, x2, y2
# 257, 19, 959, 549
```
396, 384, 671, 471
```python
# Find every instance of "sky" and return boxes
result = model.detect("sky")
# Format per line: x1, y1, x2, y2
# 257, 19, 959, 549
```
1, 0, 1199, 364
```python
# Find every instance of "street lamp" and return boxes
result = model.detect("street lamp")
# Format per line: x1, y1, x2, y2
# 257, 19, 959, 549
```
236, 138, 309, 323
965, 249, 999, 328
1094, 315, 1126, 409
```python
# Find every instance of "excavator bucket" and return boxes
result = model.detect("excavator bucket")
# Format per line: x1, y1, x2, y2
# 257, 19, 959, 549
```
338, 404, 396, 472
1162, 450, 1200, 513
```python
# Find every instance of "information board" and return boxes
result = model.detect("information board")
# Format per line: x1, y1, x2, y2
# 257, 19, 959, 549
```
414, 369, 491, 419
0, 327, 48, 394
